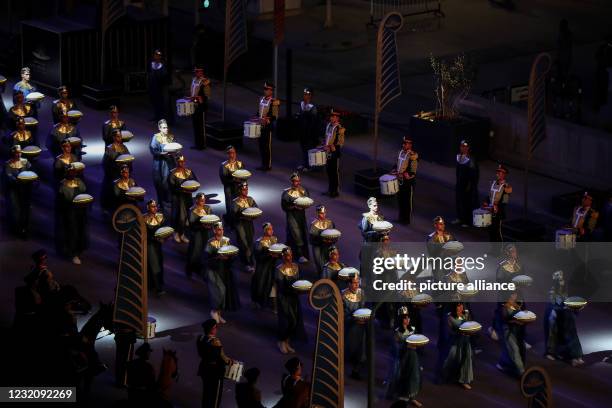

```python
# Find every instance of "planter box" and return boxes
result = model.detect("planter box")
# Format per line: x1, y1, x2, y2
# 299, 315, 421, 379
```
206, 121, 243, 150
354, 168, 387, 198
409, 112, 490, 166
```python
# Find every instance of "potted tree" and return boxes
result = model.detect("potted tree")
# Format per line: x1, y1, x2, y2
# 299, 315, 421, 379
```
409, 54, 490, 166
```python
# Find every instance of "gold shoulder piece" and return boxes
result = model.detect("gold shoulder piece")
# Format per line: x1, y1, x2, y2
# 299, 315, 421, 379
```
410, 152, 419, 160
272, 99, 281, 106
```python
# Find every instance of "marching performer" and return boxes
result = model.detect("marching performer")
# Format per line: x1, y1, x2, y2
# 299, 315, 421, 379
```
190, 66, 211, 150
309, 205, 335, 276
275, 247, 306, 354
149, 119, 176, 215
483, 164, 512, 242
102, 129, 131, 211
281, 173, 310, 263
296, 87, 319, 172
13, 67, 36, 97
53, 139, 78, 185
321, 109, 345, 197
441, 302, 474, 390
8, 91, 35, 129
112, 165, 140, 210
321, 246, 346, 283
8, 117, 34, 148
205, 222, 241, 323
55, 164, 89, 265
3, 145, 33, 239
102, 105, 126, 145
494, 292, 527, 377
143, 199, 167, 295
232, 182, 258, 271
47, 110, 81, 159
386, 307, 422, 406
454, 140, 479, 227
186, 192, 213, 278
168, 155, 197, 243
360, 197, 385, 242
392, 137, 418, 224
426, 216, 455, 281
489, 244, 524, 341
251, 222, 280, 309
544, 270, 584, 366
197, 319, 234, 408
147, 49, 168, 122
51, 86, 77, 124
570, 191, 599, 241
342, 276, 367, 380
219, 145, 244, 227
256, 82, 279, 171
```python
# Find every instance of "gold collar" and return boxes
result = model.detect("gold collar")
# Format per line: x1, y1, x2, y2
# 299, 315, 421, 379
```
144, 213, 164, 226
286, 187, 306, 198
279, 263, 299, 277
172, 168, 192, 179
209, 236, 230, 249
342, 288, 362, 303
311, 219, 333, 230
223, 160, 242, 171
191, 206, 210, 217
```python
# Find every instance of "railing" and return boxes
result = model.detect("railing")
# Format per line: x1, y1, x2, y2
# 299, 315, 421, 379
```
369, 0, 444, 26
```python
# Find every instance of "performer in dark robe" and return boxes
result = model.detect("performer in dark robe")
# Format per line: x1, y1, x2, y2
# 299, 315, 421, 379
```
101, 129, 131, 211
321, 108, 345, 197
55, 164, 89, 265
570, 191, 599, 242
149, 119, 176, 215
189, 66, 211, 150
53, 140, 78, 186
51, 86, 77, 124
392, 137, 418, 225
386, 307, 422, 406
256, 81, 279, 171
281, 173, 310, 263
47, 111, 81, 159
231, 182, 258, 271
441, 302, 474, 389
219, 145, 244, 228
483, 164, 512, 243
143, 199, 167, 295
197, 319, 234, 408
495, 292, 527, 377
251, 222, 280, 309
112, 165, 141, 210
359, 197, 385, 243
205, 223, 241, 324
186, 193, 213, 278
3, 145, 33, 238
342, 276, 367, 380
296, 87, 320, 172
275, 247, 306, 354
147, 49, 168, 123
544, 270, 584, 366
321, 246, 346, 285
426, 216, 455, 282
101, 105, 126, 145
489, 244, 524, 341
454, 140, 479, 227
7, 117, 34, 148
8, 91, 37, 143
309, 205, 335, 276
168, 155, 196, 243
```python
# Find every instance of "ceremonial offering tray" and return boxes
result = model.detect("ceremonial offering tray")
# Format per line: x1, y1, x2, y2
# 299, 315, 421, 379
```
338, 267, 360, 280
514, 310, 537, 323
442, 241, 464, 255
292, 280, 313, 292
293, 196, 314, 208
17, 170, 38, 182
200, 214, 221, 225
24, 117, 39, 126
67, 137, 82, 147
73, 194, 94, 205
67, 110, 83, 120
459, 321, 482, 334
162, 142, 182, 153
126, 186, 146, 198
268, 243, 288, 254
218, 245, 239, 256
242, 207, 263, 219
458, 287, 478, 297
181, 180, 200, 191
154, 226, 174, 239
406, 334, 430, 347
321, 228, 341, 240
410, 293, 433, 306
564, 296, 587, 309
21, 146, 42, 157
372, 220, 393, 232
379, 174, 398, 195
512, 275, 533, 286
121, 130, 134, 142
26, 92, 45, 101
353, 308, 372, 321
232, 169, 252, 180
